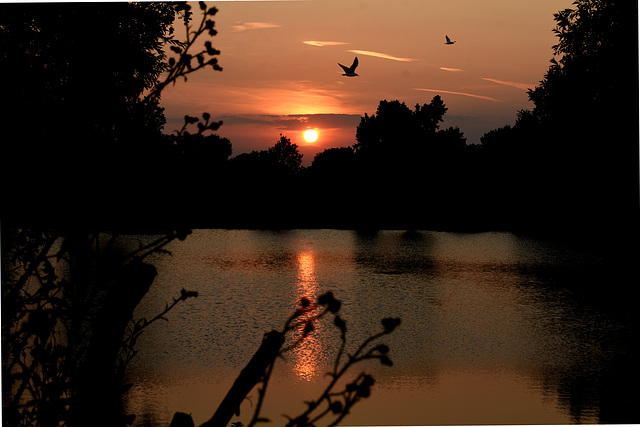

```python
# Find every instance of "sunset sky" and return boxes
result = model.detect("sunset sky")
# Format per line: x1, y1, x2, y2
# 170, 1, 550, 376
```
160, 0, 574, 163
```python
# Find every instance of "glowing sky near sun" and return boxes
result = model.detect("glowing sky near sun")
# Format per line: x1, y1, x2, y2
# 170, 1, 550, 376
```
159, 0, 574, 163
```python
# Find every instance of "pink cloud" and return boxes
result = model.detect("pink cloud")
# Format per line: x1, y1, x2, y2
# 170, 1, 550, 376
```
231, 22, 280, 32
303, 40, 348, 47
413, 88, 500, 102
348, 49, 418, 62
481, 78, 532, 91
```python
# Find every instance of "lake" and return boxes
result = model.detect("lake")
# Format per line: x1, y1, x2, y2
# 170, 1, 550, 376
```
124, 229, 636, 425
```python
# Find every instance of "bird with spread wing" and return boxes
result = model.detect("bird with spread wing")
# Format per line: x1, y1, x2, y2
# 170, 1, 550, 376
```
338, 56, 359, 76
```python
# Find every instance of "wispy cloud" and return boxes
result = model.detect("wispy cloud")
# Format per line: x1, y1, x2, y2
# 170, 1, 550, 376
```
347, 49, 418, 62
219, 84, 354, 115
481, 78, 532, 91
273, 113, 361, 130
440, 67, 464, 72
219, 114, 360, 130
413, 88, 500, 102
303, 40, 348, 47
231, 22, 280, 32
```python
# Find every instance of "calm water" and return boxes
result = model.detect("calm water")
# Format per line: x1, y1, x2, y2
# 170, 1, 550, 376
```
124, 229, 634, 425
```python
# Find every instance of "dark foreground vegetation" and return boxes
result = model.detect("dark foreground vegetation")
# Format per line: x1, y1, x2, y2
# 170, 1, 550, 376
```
1, 1, 637, 426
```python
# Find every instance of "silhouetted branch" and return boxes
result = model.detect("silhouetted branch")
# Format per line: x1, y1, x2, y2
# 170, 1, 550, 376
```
247, 358, 276, 427
280, 304, 400, 427
123, 229, 192, 263
200, 330, 285, 427
176, 112, 223, 137
167, 291, 399, 427
120, 287, 199, 369
145, 2, 221, 102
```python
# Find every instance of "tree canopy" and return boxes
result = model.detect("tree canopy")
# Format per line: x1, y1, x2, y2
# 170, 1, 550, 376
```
528, 0, 638, 130
354, 96, 455, 158
1, 3, 176, 144
0, 2, 223, 228
269, 134, 303, 175
479, 0, 638, 233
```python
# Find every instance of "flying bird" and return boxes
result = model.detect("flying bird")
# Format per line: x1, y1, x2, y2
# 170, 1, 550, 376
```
445, 35, 456, 45
338, 56, 359, 76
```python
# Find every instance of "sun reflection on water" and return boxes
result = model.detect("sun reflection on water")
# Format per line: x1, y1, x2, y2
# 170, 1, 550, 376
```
291, 251, 325, 381
297, 251, 318, 296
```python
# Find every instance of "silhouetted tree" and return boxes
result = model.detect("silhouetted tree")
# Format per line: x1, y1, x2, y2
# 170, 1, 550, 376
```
268, 134, 303, 176
223, 135, 305, 228
303, 147, 357, 228
349, 96, 470, 229
150, 113, 233, 218
528, 0, 637, 131
353, 96, 455, 160
1, 3, 174, 186
481, 0, 638, 233
414, 95, 448, 135
167, 113, 231, 172
175, 133, 232, 165
355, 100, 417, 158
311, 147, 355, 175
228, 134, 302, 181
0, 1, 223, 228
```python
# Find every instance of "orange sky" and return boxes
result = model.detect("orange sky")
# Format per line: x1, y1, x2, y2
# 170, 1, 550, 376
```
160, 0, 574, 163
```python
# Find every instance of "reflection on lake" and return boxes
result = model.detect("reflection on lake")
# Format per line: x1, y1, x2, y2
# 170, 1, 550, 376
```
292, 251, 323, 381
124, 229, 636, 425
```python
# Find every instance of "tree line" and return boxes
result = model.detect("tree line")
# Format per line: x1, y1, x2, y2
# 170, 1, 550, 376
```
2, 1, 636, 236
132, 80, 637, 235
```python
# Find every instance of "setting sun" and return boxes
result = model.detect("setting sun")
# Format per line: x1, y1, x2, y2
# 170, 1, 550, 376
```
303, 129, 318, 143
